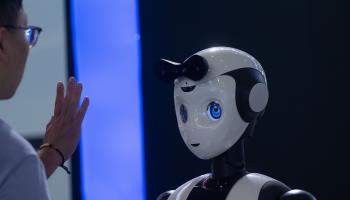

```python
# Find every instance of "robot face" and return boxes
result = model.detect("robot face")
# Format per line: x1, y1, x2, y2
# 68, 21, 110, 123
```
174, 75, 249, 160
156, 47, 268, 160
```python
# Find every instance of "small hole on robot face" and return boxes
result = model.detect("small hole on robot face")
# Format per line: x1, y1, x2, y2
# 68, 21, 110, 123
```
180, 104, 188, 123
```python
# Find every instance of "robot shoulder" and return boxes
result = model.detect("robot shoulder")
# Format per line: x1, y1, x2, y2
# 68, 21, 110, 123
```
257, 179, 290, 200
226, 173, 289, 200
258, 180, 317, 200
157, 190, 175, 200
280, 189, 317, 200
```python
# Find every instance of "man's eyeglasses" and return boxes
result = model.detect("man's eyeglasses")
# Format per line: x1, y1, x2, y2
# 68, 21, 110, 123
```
3, 25, 42, 48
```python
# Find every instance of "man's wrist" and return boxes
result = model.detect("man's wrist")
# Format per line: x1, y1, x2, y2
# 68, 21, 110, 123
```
38, 147, 61, 177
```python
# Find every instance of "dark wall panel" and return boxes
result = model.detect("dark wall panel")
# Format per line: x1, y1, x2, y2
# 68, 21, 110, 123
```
139, 0, 349, 199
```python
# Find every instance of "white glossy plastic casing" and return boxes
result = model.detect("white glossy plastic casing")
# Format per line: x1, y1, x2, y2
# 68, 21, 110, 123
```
175, 47, 266, 88
174, 47, 266, 160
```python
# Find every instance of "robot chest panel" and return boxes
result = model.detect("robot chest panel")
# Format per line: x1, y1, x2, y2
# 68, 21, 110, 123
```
186, 186, 230, 200
167, 173, 274, 200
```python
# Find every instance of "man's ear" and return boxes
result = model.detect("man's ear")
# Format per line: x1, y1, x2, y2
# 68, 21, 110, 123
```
0, 27, 6, 60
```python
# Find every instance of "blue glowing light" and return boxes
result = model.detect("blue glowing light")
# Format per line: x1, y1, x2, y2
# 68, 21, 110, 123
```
70, 1, 145, 200
207, 101, 222, 120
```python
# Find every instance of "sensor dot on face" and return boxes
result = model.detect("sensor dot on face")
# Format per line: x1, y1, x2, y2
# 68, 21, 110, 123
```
180, 104, 188, 123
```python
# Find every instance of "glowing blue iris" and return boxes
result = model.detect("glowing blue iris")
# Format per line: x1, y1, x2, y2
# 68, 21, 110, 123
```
207, 101, 222, 120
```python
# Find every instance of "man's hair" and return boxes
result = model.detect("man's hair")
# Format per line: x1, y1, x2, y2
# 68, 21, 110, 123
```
0, 0, 23, 26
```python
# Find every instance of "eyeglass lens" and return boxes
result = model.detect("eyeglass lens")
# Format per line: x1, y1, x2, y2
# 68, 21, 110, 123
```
25, 28, 39, 48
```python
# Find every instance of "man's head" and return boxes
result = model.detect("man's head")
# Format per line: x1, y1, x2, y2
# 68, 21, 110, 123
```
0, 0, 29, 99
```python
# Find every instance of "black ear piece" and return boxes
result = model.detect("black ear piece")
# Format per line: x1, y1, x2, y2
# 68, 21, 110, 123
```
224, 68, 268, 123
154, 55, 209, 83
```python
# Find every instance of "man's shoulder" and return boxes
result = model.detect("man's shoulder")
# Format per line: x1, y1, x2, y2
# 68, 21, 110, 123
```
0, 118, 37, 171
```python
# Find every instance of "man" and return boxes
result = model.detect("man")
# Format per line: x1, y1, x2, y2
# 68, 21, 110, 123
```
0, 0, 89, 199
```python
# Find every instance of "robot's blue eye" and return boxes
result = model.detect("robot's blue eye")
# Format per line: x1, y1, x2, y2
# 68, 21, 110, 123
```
207, 101, 222, 121
180, 104, 188, 123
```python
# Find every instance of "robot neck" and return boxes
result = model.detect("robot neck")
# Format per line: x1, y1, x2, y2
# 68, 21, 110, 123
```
211, 136, 247, 180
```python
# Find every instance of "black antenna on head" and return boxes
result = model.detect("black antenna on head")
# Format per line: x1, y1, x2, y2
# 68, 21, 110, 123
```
155, 55, 209, 82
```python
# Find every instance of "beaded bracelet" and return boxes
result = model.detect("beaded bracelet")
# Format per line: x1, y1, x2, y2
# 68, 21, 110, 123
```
39, 143, 71, 174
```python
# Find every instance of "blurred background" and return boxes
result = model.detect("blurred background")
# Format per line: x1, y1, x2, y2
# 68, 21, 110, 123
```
0, 0, 348, 199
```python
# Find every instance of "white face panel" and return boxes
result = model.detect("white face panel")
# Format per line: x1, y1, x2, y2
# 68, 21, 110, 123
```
174, 75, 249, 160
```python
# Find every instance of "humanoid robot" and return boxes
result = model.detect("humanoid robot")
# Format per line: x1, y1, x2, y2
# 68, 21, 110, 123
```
155, 47, 316, 200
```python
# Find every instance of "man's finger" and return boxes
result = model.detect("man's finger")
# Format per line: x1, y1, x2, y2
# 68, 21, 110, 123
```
46, 116, 54, 129
63, 77, 76, 116
70, 83, 83, 114
54, 82, 65, 116
76, 97, 90, 124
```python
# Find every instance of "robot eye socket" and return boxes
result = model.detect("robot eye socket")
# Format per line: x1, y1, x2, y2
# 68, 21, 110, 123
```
180, 104, 188, 123
207, 101, 222, 121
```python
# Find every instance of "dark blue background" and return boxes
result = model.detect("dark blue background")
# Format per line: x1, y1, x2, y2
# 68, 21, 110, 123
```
139, 0, 349, 199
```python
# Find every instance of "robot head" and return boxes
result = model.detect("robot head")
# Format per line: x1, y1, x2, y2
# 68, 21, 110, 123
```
156, 47, 269, 160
